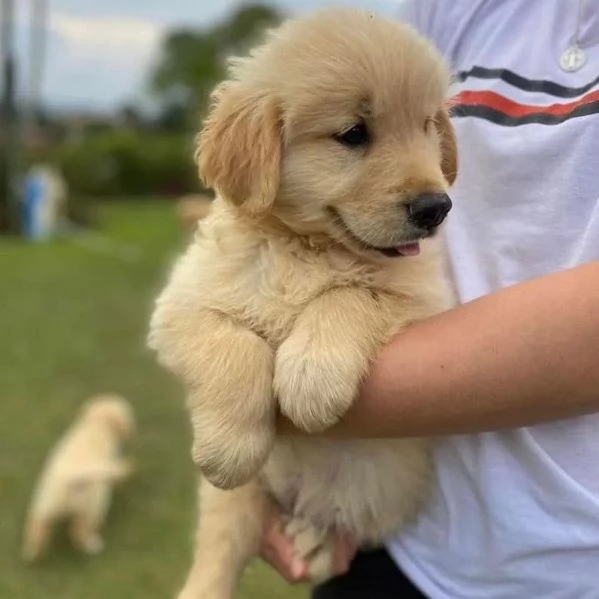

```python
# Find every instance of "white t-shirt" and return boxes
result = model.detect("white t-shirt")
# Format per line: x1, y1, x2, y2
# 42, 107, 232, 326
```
387, 1, 599, 597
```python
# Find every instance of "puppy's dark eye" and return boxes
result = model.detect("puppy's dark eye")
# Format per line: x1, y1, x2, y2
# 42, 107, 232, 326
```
424, 117, 435, 133
335, 122, 369, 147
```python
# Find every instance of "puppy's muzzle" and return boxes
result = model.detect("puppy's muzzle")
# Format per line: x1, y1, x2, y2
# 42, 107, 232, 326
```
408, 193, 452, 230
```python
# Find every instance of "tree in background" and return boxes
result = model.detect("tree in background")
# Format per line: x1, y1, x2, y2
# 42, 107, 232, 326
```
22, 3, 284, 204
150, 3, 282, 131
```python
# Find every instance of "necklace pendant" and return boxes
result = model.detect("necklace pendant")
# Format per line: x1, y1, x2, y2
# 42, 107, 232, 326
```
560, 45, 586, 72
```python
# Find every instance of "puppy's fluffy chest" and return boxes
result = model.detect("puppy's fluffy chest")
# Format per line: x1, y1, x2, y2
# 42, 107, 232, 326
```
185, 209, 447, 346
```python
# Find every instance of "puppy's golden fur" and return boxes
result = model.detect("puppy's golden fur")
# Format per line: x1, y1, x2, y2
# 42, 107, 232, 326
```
149, 9, 457, 598
22, 394, 135, 562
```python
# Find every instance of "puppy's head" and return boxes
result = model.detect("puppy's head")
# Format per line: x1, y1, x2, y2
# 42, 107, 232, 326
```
81, 394, 135, 439
197, 9, 457, 260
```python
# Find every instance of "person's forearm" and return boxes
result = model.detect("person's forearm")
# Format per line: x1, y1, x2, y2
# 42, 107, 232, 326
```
321, 261, 599, 438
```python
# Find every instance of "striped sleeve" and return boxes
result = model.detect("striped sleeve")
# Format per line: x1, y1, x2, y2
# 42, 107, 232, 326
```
452, 67, 599, 126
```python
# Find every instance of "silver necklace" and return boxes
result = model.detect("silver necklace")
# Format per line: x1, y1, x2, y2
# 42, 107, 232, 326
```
560, 0, 587, 72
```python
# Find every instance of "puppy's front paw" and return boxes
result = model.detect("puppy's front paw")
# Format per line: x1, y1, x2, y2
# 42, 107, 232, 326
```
77, 534, 105, 555
274, 341, 361, 433
192, 427, 274, 490
285, 518, 335, 583
186, 340, 276, 489
190, 407, 275, 490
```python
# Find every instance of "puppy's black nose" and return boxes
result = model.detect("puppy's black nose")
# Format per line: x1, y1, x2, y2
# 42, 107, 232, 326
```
408, 193, 452, 230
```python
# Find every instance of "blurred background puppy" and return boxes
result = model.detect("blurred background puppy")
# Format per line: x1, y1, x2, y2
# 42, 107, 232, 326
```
22, 394, 135, 562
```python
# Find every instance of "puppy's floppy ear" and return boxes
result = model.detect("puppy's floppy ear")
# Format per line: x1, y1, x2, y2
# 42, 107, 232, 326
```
436, 108, 458, 186
196, 82, 282, 216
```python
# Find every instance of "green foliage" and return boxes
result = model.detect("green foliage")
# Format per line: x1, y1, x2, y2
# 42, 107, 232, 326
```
214, 4, 286, 56
31, 4, 285, 201
0, 200, 307, 599
52, 131, 200, 198
152, 32, 220, 110
150, 4, 283, 129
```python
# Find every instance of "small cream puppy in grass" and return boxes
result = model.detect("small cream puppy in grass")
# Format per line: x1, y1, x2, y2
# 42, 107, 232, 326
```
22, 394, 135, 562
149, 8, 458, 598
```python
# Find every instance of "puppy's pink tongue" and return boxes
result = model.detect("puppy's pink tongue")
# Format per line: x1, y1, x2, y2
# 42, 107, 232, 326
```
396, 242, 421, 256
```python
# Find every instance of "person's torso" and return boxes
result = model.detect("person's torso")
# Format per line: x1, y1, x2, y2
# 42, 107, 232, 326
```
389, 1, 599, 596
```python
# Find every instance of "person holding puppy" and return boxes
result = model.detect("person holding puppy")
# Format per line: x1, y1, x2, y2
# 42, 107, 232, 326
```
262, 0, 599, 597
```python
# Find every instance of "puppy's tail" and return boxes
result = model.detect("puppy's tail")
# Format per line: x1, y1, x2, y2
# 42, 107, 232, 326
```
22, 514, 53, 563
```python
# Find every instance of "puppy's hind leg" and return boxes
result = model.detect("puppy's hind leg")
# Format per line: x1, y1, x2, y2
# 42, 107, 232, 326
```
22, 515, 54, 562
177, 478, 268, 599
284, 517, 336, 583
69, 482, 111, 555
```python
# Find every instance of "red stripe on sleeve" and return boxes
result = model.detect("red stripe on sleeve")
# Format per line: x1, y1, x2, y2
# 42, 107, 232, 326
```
453, 89, 599, 117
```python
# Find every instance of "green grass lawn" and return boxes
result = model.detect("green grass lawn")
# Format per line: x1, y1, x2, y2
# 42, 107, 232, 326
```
0, 201, 307, 599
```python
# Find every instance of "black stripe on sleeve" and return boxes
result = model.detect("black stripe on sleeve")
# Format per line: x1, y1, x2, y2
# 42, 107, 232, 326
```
455, 66, 599, 99
451, 99, 599, 126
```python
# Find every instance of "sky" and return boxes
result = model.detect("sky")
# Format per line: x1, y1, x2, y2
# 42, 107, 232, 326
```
11, 0, 405, 113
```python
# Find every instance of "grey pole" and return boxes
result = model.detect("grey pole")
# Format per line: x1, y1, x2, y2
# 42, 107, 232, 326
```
0, 0, 18, 233
23, 0, 48, 138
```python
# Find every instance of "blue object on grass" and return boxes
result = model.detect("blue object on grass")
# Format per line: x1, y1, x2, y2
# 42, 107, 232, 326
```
22, 171, 49, 241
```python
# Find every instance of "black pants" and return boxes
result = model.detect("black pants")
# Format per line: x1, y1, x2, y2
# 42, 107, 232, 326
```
312, 549, 428, 599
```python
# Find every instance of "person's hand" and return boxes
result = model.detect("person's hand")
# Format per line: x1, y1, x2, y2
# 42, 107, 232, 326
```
259, 505, 358, 583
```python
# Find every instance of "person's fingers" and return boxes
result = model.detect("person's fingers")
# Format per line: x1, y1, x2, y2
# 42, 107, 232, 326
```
262, 543, 309, 582
260, 511, 310, 582
331, 534, 358, 575
260, 505, 357, 583
342, 534, 358, 559
263, 538, 310, 582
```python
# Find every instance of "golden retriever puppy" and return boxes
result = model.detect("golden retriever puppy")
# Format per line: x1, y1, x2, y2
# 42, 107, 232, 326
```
176, 194, 214, 234
22, 394, 135, 562
149, 8, 457, 598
